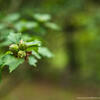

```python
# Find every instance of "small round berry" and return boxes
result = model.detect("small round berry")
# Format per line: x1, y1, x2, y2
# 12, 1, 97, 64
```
18, 50, 26, 58
9, 44, 19, 52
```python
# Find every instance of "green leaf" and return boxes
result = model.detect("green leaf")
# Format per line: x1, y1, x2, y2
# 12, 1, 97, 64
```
0, 56, 3, 66
33, 14, 51, 22
3, 13, 20, 22
24, 21, 38, 28
0, 41, 11, 47
45, 22, 60, 31
26, 46, 38, 52
26, 40, 41, 47
38, 47, 53, 58
2, 55, 24, 72
5, 51, 13, 55
32, 50, 41, 59
8, 33, 22, 44
21, 34, 31, 41
28, 56, 37, 67
14, 21, 38, 32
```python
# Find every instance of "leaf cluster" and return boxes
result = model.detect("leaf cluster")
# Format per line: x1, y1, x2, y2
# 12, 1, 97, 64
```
0, 12, 59, 80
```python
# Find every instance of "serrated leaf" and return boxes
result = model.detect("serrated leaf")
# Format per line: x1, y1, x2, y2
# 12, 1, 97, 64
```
21, 34, 31, 41
28, 56, 37, 67
26, 40, 41, 47
38, 47, 53, 58
2, 55, 24, 72
9, 59, 24, 73
26, 46, 38, 52
32, 50, 41, 59
8, 33, 22, 44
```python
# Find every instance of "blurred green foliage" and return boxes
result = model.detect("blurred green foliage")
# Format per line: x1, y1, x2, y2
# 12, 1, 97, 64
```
0, 0, 100, 83
0, 8, 60, 79
0, 0, 100, 99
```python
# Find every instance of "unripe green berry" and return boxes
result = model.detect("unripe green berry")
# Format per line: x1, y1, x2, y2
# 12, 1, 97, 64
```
19, 40, 27, 50
18, 50, 26, 58
9, 44, 19, 52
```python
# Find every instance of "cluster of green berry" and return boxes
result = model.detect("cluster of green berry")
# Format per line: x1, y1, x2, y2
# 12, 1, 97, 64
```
9, 40, 31, 59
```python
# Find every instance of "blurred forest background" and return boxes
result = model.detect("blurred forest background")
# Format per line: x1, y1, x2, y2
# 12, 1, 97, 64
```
0, 0, 100, 100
